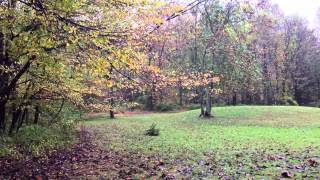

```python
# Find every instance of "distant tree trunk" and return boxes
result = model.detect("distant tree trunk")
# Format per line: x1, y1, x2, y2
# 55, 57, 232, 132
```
16, 108, 27, 132
108, 65, 115, 119
232, 92, 237, 105
34, 106, 40, 124
192, 11, 198, 64
282, 79, 286, 100
293, 82, 302, 105
25, 108, 29, 125
109, 97, 115, 119
9, 106, 21, 135
109, 88, 115, 119
318, 79, 320, 105
178, 83, 183, 106
159, 89, 164, 104
146, 82, 155, 110
0, 101, 6, 133
146, 92, 154, 110
199, 87, 205, 117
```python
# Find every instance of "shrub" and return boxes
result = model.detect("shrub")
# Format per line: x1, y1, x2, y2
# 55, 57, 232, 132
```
309, 101, 320, 107
186, 104, 201, 110
155, 103, 178, 112
279, 96, 299, 106
127, 102, 143, 111
0, 136, 16, 157
14, 124, 75, 156
145, 123, 160, 136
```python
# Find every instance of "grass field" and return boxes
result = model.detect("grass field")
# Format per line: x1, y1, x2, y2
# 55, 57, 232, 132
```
83, 106, 320, 178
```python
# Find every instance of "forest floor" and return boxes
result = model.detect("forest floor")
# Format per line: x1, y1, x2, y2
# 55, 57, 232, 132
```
1, 106, 320, 179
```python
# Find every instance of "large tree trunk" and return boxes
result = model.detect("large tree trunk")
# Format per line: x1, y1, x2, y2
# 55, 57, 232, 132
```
204, 82, 214, 117
199, 87, 205, 117
109, 109, 115, 119
200, 86, 213, 118
204, 90, 212, 117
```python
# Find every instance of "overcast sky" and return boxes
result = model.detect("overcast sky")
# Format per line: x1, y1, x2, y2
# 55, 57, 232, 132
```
271, 0, 320, 27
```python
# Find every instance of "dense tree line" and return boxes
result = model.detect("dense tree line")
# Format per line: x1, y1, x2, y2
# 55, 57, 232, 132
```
143, 0, 320, 115
0, 0, 172, 134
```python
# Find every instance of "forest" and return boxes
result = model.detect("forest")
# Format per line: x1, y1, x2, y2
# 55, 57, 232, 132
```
0, 0, 320, 179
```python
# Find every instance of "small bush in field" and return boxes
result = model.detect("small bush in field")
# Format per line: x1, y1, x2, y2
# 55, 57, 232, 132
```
186, 104, 201, 110
155, 103, 178, 112
280, 96, 299, 106
145, 123, 160, 136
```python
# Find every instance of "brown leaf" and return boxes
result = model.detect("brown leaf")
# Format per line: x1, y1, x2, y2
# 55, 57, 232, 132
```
281, 170, 294, 178
308, 158, 319, 167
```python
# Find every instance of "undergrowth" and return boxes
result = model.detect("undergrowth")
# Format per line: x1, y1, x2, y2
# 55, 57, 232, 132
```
0, 122, 76, 158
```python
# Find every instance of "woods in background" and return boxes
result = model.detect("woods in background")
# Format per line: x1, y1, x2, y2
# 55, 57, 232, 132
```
142, 0, 320, 111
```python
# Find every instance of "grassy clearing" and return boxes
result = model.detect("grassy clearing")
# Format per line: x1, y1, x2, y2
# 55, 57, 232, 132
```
83, 106, 320, 178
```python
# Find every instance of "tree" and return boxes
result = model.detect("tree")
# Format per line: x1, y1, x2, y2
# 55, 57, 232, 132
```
0, 0, 176, 133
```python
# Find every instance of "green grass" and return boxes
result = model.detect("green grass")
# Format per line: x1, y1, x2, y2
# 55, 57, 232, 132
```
83, 106, 320, 178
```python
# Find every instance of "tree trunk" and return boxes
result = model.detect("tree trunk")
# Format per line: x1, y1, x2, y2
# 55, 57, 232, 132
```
232, 92, 237, 105
293, 82, 302, 105
199, 87, 205, 117
0, 30, 7, 133
109, 110, 115, 119
147, 93, 154, 110
282, 79, 286, 98
205, 91, 212, 116
317, 79, 320, 105
204, 83, 213, 117
179, 86, 183, 106
109, 97, 115, 119
9, 106, 21, 135
0, 101, 6, 133
34, 106, 40, 124
16, 108, 27, 132
146, 82, 155, 111
25, 108, 29, 124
